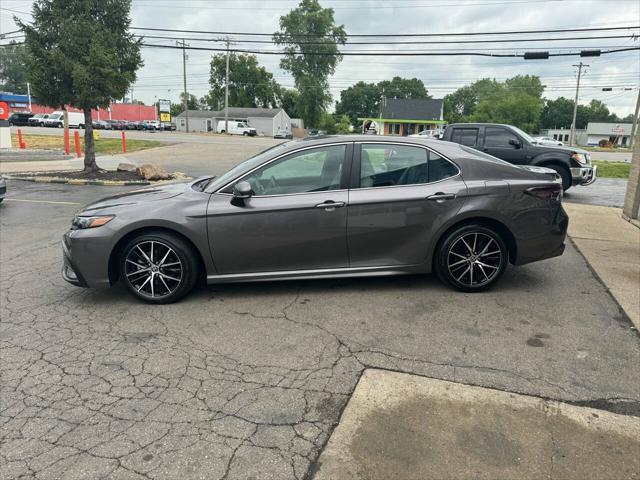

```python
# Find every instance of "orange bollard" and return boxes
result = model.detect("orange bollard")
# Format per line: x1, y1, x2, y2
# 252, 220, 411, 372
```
17, 128, 26, 149
74, 131, 82, 157
121, 131, 127, 153
64, 128, 70, 154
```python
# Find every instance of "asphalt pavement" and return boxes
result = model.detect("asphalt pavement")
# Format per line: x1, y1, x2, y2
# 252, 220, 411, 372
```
1, 180, 639, 480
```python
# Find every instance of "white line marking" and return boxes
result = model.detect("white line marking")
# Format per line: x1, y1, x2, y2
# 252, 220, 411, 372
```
4, 198, 81, 206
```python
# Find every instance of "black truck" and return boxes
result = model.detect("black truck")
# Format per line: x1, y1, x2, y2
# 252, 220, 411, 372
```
442, 123, 596, 190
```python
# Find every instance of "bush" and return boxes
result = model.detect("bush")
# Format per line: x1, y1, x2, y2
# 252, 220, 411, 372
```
598, 139, 613, 148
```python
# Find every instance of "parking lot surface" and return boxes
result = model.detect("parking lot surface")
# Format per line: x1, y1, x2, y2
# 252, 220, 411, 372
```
1, 180, 639, 479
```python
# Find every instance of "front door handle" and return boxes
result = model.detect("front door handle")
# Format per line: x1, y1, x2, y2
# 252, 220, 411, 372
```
426, 193, 456, 203
315, 201, 345, 211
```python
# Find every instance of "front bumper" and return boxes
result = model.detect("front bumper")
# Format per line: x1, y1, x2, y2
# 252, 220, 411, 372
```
571, 164, 597, 186
62, 235, 89, 287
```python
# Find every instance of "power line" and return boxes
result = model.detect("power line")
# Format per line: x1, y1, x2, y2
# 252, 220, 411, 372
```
130, 25, 639, 38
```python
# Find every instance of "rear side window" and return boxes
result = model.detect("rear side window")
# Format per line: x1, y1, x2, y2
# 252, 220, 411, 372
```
360, 144, 428, 188
451, 128, 479, 147
429, 153, 459, 182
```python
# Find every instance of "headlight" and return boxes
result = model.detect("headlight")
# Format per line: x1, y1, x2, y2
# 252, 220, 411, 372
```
71, 215, 114, 230
571, 153, 587, 165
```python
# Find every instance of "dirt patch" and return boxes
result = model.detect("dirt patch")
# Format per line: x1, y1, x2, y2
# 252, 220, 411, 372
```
27, 170, 145, 181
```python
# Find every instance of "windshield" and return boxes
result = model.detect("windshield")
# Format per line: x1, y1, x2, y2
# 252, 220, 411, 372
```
207, 142, 294, 191
510, 126, 535, 144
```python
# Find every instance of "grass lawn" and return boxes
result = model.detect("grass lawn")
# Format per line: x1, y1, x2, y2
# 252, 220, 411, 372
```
10, 134, 163, 155
593, 161, 631, 179
582, 146, 631, 153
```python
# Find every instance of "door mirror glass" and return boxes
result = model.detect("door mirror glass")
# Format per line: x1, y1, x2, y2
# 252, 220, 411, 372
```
233, 181, 253, 199
508, 138, 522, 148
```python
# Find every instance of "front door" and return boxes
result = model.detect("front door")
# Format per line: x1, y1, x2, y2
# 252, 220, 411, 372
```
207, 144, 351, 274
482, 126, 527, 164
347, 142, 467, 267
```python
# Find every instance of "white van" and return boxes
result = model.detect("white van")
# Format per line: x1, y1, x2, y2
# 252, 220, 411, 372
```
216, 120, 256, 136
44, 111, 85, 128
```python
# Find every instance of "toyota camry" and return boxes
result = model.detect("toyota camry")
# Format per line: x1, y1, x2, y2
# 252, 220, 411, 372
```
62, 136, 567, 303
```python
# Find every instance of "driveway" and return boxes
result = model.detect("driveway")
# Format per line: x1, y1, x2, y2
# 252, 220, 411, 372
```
1, 180, 638, 479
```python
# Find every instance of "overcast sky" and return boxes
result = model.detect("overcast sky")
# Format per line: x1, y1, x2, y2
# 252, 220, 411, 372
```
1, 0, 639, 117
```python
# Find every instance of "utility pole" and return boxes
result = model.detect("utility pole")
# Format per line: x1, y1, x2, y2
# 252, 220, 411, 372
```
569, 62, 588, 146
224, 36, 230, 134
630, 88, 640, 149
177, 39, 189, 133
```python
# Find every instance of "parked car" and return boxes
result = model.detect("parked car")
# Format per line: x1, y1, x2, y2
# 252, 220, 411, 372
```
62, 135, 568, 303
0, 175, 6, 203
409, 129, 444, 139
216, 120, 256, 136
533, 136, 564, 146
110, 120, 128, 130
28, 113, 49, 127
274, 128, 293, 139
143, 120, 161, 131
307, 129, 326, 137
126, 121, 143, 130
8, 112, 34, 126
92, 120, 111, 130
43, 111, 85, 128
162, 122, 176, 131
441, 123, 596, 191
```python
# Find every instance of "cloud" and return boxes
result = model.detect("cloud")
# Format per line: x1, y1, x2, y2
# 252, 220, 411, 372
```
2, 0, 638, 116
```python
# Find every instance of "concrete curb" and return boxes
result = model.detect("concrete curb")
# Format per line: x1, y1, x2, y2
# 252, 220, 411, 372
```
3, 174, 151, 186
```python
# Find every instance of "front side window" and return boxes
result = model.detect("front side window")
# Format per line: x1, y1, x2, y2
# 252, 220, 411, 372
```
485, 127, 519, 148
238, 144, 346, 196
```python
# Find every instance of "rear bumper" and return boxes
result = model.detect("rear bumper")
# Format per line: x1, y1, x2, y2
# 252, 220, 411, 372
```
514, 204, 569, 266
571, 164, 597, 186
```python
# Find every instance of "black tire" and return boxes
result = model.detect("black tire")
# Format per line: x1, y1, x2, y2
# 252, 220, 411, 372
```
435, 224, 508, 292
548, 164, 572, 191
243, 131, 248, 136
119, 231, 200, 304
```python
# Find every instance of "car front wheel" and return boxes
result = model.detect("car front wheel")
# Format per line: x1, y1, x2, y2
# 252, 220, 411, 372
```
120, 232, 200, 303
435, 224, 508, 292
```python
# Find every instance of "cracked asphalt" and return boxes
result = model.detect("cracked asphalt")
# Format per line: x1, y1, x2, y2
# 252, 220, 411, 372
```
1, 180, 639, 480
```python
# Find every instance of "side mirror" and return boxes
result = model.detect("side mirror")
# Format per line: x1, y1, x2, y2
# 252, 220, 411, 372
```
509, 138, 522, 149
233, 181, 253, 199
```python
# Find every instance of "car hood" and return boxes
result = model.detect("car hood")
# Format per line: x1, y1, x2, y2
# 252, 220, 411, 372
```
80, 182, 191, 213
530, 143, 588, 155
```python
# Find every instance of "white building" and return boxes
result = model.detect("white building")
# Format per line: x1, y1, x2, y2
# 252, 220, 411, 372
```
542, 128, 587, 146
175, 107, 291, 136
586, 122, 633, 147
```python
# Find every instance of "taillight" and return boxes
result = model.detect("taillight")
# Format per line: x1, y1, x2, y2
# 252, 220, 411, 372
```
525, 185, 563, 201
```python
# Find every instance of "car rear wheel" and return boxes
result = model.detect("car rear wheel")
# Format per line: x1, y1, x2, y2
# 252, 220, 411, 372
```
435, 224, 508, 292
120, 232, 199, 303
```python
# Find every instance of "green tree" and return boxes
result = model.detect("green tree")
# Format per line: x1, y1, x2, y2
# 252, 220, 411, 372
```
0, 41, 28, 92
318, 112, 337, 134
205, 53, 279, 110
273, 0, 346, 128
336, 77, 430, 127
377, 76, 430, 100
443, 78, 504, 124
277, 87, 301, 118
17, 0, 142, 172
540, 97, 575, 129
335, 114, 351, 134
171, 92, 200, 117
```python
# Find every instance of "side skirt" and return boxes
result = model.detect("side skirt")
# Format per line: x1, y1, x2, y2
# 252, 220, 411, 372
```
206, 264, 425, 284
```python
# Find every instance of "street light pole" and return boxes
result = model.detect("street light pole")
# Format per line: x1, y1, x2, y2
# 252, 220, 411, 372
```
224, 37, 230, 134
569, 62, 588, 146
177, 39, 189, 133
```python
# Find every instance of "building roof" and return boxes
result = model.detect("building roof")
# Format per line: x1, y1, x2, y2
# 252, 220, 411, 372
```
177, 107, 283, 119
586, 122, 632, 135
380, 98, 443, 121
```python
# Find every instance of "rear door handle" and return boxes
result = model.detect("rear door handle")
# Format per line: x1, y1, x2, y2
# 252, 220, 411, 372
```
426, 193, 456, 203
315, 201, 345, 211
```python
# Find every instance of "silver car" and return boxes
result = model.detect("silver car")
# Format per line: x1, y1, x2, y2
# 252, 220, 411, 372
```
62, 136, 568, 303
0, 175, 6, 203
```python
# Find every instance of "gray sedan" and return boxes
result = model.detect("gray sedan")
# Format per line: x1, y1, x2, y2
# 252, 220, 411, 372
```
62, 136, 568, 303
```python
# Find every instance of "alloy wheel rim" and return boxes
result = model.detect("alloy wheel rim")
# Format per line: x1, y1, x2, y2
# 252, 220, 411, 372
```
447, 232, 502, 287
124, 241, 183, 298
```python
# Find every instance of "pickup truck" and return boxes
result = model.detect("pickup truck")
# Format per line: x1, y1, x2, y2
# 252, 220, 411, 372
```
442, 123, 596, 190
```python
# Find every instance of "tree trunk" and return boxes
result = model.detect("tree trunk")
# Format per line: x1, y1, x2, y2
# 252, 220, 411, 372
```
83, 109, 98, 172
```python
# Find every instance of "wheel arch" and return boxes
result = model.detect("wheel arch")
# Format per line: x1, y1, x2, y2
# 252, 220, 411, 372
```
108, 226, 207, 285
431, 216, 518, 270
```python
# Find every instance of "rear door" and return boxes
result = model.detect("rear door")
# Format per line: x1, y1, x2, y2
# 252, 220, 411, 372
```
482, 126, 527, 164
449, 126, 481, 148
347, 142, 467, 267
